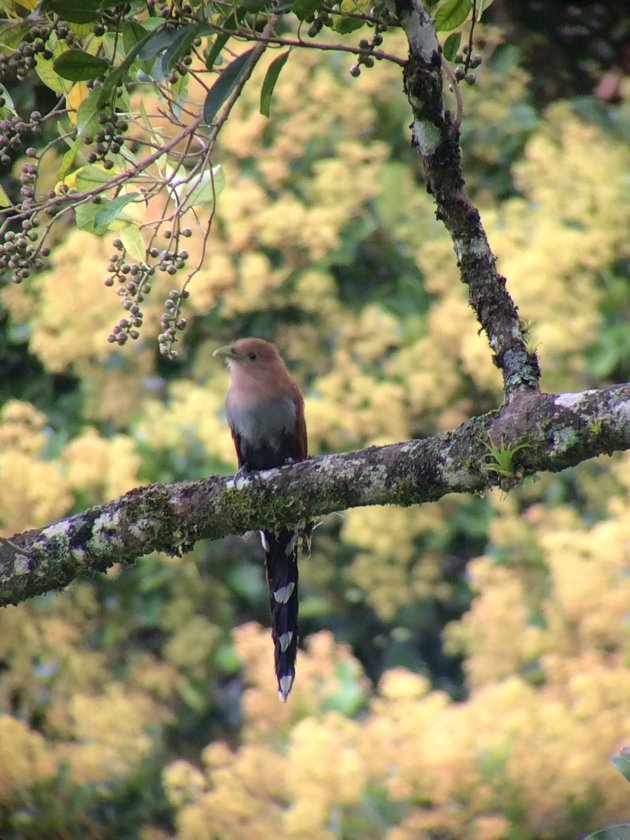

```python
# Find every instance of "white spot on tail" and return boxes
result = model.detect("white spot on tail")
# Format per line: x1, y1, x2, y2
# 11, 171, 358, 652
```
278, 631, 293, 652
273, 582, 294, 604
260, 530, 269, 552
278, 674, 294, 702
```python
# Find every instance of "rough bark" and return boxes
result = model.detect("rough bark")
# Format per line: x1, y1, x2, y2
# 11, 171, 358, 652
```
2, 384, 629, 607
397, 0, 541, 399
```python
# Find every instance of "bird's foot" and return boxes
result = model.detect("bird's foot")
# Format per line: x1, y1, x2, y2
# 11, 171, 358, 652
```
230, 462, 258, 489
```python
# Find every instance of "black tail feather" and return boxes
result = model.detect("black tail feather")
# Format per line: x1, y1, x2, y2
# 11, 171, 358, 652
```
262, 528, 299, 701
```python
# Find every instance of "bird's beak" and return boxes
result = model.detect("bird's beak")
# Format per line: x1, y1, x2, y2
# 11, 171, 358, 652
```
213, 345, 238, 360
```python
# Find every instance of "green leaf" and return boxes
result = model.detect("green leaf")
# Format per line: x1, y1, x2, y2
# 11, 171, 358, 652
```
44, 0, 145, 21
53, 50, 109, 82
205, 32, 231, 71
76, 88, 101, 137
137, 27, 184, 61
138, 98, 158, 141
122, 20, 149, 55
291, 0, 324, 21
120, 224, 145, 262
95, 27, 156, 107
212, 640, 241, 674
443, 31, 461, 61
0, 23, 29, 51
44, 0, 105, 23
57, 139, 81, 181
240, 0, 277, 9
161, 24, 198, 73
35, 55, 69, 95
160, 22, 210, 74
204, 11, 246, 72
69, 22, 97, 39
434, 0, 472, 31
74, 202, 99, 232
612, 748, 630, 783
0, 82, 14, 114
94, 192, 140, 232
183, 165, 226, 208
74, 164, 112, 191
332, 14, 364, 33
299, 595, 332, 619
149, 55, 169, 84
260, 50, 290, 118
477, 0, 497, 16
583, 827, 630, 840
203, 49, 254, 125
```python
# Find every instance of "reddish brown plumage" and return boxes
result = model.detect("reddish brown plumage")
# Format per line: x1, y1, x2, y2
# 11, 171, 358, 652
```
214, 337, 308, 701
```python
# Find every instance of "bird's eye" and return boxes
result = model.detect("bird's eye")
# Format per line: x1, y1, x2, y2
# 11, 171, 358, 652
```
248, 351, 258, 361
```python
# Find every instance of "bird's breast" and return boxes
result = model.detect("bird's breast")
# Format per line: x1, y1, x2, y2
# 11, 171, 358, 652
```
227, 390, 297, 449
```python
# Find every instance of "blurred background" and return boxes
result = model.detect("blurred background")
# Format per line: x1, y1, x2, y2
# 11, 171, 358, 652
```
0, 0, 629, 837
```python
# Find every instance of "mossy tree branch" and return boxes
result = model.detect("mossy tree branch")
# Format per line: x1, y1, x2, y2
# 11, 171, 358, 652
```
396, 0, 541, 400
1, 384, 628, 607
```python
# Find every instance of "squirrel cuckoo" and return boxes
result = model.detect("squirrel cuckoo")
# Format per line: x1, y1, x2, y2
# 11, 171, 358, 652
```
213, 338, 308, 701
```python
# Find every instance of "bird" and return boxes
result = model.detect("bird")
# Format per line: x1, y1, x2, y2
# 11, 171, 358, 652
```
213, 337, 308, 702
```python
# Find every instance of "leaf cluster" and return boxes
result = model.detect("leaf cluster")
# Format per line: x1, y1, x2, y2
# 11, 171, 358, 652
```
0, 0, 494, 353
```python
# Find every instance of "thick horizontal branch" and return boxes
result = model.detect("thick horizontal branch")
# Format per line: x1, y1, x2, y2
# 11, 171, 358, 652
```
396, 0, 541, 399
1, 384, 629, 607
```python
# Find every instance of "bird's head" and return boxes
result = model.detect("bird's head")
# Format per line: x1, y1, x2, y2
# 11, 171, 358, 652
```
213, 337, 285, 375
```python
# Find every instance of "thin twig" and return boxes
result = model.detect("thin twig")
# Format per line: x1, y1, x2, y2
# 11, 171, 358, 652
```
209, 24, 406, 67
464, 0, 477, 73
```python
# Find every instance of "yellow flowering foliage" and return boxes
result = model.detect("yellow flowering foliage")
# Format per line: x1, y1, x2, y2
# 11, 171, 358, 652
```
136, 378, 235, 468
390, 101, 630, 424
56, 684, 164, 785
134, 46, 392, 330
451, 486, 630, 690
483, 108, 630, 390
2, 31, 625, 451
229, 624, 370, 737
0, 716, 57, 805
166, 628, 375, 840
342, 503, 450, 619
0, 398, 49, 453
0, 400, 72, 533
0, 22, 629, 840
63, 427, 141, 502
163, 453, 630, 839
172, 742, 288, 840
304, 305, 408, 449
0, 450, 71, 533
164, 615, 222, 673
0, 586, 172, 833
165, 636, 630, 839
2, 230, 126, 372
1, 229, 157, 424
0, 401, 142, 532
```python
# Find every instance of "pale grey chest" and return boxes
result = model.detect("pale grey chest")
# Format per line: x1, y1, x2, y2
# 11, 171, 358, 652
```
226, 389, 296, 448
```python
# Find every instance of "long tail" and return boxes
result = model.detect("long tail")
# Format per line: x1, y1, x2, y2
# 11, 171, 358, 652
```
261, 528, 299, 702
